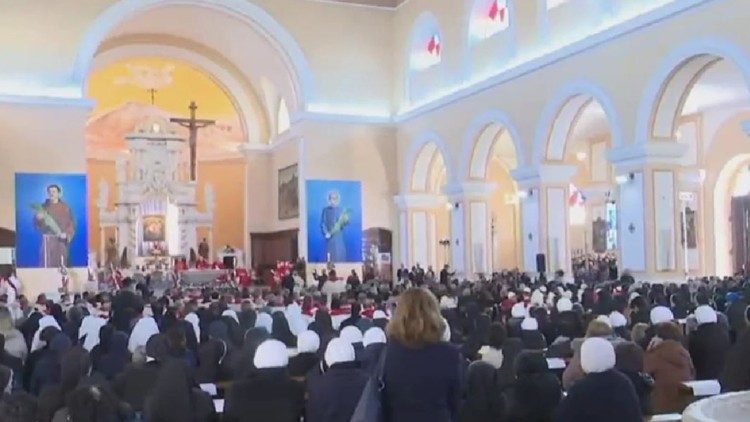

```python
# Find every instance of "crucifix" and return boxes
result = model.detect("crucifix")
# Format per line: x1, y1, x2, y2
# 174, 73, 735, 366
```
170, 101, 215, 181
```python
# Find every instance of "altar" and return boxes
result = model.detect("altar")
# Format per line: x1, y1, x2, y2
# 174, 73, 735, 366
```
96, 117, 215, 265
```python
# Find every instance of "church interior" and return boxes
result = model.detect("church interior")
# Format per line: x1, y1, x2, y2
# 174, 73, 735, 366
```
1, 0, 750, 420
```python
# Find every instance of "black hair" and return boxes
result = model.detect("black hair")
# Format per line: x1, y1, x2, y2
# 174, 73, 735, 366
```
46, 184, 61, 193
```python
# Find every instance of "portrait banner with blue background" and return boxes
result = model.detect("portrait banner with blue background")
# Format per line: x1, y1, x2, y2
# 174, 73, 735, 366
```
15, 173, 88, 268
306, 180, 363, 263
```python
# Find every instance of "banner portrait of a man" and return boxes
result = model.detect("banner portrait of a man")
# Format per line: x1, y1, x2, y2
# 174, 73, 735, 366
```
15, 173, 88, 268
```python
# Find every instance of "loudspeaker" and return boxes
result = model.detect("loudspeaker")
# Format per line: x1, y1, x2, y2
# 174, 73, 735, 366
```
535, 253, 546, 274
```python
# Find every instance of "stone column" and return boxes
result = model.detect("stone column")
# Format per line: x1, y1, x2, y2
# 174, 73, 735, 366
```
512, 164, 578, 277
444, 182, 497, 278
608, 142, 688, 282
393, 193, 447, 271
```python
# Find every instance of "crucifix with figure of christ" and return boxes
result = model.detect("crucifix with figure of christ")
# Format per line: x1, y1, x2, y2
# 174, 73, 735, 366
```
170, 101, 215, 181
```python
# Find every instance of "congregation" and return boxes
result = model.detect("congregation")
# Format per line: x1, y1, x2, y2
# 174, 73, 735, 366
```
0, 268, 747, 422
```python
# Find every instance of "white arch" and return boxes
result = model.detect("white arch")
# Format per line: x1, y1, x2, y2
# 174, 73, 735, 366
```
532, 78, 623, 165
635, 37, 750, 144
403, 131, 453, 193
91, 43, 264, 144
73, 0, 315, 108
460, 109, 525, 180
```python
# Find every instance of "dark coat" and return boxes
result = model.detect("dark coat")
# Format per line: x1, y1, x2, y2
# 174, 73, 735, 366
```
720, 329, 750, 392
223, 368, 305, 422
382, 341, 462, 422
554, 370, 642, 422
306, 361, 369, 422
360, 343, 386, 374
644, 339, 695, 414
288, 352, 319, 378
688, 322, 731, 380
112, 361, 162, 412
503, 372, 561, 421
111, 290, 144, 333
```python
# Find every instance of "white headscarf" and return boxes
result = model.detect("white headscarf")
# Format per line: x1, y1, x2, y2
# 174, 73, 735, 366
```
254, 340, 288, 369
285, 303, 308, 336
325, 338, 356, 367
297, 330, 321, 353
128, 317, 159, 353
31, 315, 61, 352
78, 315, 107, 351
363, 327, 386, 347
222, 310, 239, 324
255, 312, 273, 334
185, 313, 201, 341
340, 326, 363, 345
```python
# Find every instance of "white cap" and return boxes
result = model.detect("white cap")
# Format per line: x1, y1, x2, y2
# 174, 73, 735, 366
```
581, 337, 616, 374
521, 317, 538, 331
255, 312, 273, 333
650, 306, 674, 325
325, 338, 356, 367
363, 327, 386, 347
609, 311, 628, 328
556, 297, 573, 313
297, 330, 320, 353
595, 314, 613, 327
253, 340, 289, 369
695, 305, 717, 325
340, 326, 364, 344
511, 303, 527, 318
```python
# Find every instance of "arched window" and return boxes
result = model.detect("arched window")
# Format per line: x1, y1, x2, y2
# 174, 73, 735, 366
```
409, 13, 443, 72
471, 0, 510, 41
277, 98, 290, 134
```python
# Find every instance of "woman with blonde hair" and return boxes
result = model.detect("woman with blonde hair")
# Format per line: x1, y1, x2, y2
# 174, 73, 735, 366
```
383, 288, 462, 422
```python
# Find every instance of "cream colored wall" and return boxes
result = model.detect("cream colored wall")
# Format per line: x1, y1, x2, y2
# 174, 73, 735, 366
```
487, 161, 520, 269
196, 159, 247, 253
0, 101, 89, 297
298, 120, 398, 258
0, 0, 394, 114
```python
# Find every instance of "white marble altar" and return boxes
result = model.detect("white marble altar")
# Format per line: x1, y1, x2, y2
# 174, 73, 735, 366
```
97, 117, 214, 263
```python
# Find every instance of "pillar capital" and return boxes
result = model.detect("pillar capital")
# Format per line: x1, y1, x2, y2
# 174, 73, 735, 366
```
443, 181, 497, 201
393, 193, 446, 210
511, 164, 578, 189
607, 142, 687, 171
678, 168, 706, 190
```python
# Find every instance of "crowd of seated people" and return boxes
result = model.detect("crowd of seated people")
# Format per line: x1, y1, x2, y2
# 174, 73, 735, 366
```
0, 267, 748, 421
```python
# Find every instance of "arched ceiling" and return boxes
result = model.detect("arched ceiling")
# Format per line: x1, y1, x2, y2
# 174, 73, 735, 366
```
683, 59, 750, 114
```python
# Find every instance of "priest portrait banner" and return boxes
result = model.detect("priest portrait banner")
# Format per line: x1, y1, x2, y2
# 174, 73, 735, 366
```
15, 173, 88, 268
306, 180, 363, 263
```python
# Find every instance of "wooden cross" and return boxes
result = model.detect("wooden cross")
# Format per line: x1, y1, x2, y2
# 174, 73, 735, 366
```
170, 101, 215, 181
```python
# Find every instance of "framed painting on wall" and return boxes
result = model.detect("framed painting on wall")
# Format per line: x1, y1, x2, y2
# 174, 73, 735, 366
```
278, 164, 299, 220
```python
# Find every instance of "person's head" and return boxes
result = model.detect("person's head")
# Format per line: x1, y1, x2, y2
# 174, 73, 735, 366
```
145, 333, 169, 362
253, 339, 289, 369
327, 190, 341, 206
297, 330, 320, 354
0, 392, 38, 422
387, 288, 444, 348
60, 347, 92, 391
340, 326, 363, 345
465, 361, 497, 402
650, 306, 674, 325
46, 184, 61, 202
324, 338, 356, 367
363, 327, 386, 347
581, 337, 616, 374
487, 323, 506, 349
695, 305, 717, 325
614, 341, 644, 374
585, 320, 614, 338
514, 351, 549, 378
631, 323, 649, 345
653, 322, 683, 343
